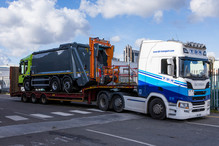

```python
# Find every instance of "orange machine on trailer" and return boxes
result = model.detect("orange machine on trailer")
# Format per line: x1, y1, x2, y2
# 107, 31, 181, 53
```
89, 37, 119, 84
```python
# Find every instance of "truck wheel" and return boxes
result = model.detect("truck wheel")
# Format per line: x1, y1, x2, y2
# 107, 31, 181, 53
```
112, 95, 124, 112
97, 92, 109, 111
24, 79, 32, 91
21, 93, 28, 102
41, 94, 48, 104
50, 78, 61, 92
62, 77, 73, 93
31, 94, 37, 103
149, 98, 166, 120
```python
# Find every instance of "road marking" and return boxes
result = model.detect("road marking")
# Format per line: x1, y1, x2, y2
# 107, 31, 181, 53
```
69, 110, 91, 114
5, 115, 28, 121
0, 113, 142, 139
187, 122, 219, 128
14, 112, 47, 120
30, 114, 53, 119
51, 112, 73, 116
207, 116, 219, 118
87, 109, 105, 112
86, 129, 155, 146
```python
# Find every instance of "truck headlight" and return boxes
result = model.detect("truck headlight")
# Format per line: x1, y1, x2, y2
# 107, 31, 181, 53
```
207, 101, 210, 107
178, 102, 189, 109
188, 90, 194, 96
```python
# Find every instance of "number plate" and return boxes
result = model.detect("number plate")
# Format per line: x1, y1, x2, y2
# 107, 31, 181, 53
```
196, 114, 201, 117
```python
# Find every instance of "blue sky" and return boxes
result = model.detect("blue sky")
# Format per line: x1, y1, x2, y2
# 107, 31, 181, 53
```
0, 0, 218, 65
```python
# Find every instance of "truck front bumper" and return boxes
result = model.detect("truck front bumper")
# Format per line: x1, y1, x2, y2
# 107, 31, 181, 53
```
168, 100, 210, 120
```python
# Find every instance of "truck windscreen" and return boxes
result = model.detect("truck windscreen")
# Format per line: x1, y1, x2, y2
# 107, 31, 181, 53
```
180, 58, 209, 80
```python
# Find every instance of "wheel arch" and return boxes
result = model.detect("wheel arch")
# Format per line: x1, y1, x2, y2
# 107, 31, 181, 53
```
146, 92, 169, 116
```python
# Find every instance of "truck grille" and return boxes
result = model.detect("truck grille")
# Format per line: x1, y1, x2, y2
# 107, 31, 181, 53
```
192, 108, 205, 112
192, 101, 205, 106
194, 91, 206, 95
192, 96, 205, 101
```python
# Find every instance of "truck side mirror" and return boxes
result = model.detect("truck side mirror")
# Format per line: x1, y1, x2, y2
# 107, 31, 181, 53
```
167, 58, 174, 76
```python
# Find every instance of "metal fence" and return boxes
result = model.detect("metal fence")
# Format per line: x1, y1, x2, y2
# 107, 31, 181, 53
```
210, 70, 219, 110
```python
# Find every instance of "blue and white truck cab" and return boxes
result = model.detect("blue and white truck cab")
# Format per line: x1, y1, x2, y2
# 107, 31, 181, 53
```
123, 40, 210, 120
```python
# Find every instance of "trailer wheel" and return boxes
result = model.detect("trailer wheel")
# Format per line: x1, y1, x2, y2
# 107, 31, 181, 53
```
149, 98, 166, 120
41, 94, 48, 104
112, 94, 124, 113
24, 78, 32, 91
21, 93, 28, 102
97, 92, 109, 111
62, 77, 73, 93
31, 94, 37, 103
50, 77, 61, 92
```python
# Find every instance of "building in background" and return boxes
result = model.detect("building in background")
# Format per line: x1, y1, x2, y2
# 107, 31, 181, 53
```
123, 45, 139, 63
132, 50, 139, 63
0, 66, 10, 93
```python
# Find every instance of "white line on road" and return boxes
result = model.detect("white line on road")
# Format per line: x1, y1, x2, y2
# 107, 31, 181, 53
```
14, 112, 47, 120
5, 115, 28, 121
51, 112, 73, 116
187, 122, 219, 128
87, 109, 105, 112
0, 113, 141, 139
30, 114, 53, 119
69, 110, 91, 114
86, 129, 156, 146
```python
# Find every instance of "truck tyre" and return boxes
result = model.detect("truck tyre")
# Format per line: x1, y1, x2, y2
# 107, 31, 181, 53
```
31, 94, 37, 103
149, 98, 166, 120
50, 77, 61, 92
24, 78, 32, 91
112, 94, 124, 112
62, 77, 73, 93
41, 94, 48, 104
97, 92, 109, 111
21, 93, 28, 102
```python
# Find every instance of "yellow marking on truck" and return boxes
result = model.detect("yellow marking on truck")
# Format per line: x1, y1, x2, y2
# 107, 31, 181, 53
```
31, 71, 89, 76
48, 99, 84, 102
52, 94, 55, 96
32, 72, 73, 76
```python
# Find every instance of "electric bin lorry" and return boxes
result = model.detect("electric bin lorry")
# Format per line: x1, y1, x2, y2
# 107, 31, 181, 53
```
10, 39, 210, 120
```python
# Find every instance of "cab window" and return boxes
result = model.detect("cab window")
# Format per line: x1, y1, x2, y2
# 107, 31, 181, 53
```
161, 58, 176, 76
24, 61, 28, 73
20, 62, 25, 74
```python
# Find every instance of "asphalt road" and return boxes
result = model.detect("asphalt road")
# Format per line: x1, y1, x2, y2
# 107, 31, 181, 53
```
0, 94, 219, 146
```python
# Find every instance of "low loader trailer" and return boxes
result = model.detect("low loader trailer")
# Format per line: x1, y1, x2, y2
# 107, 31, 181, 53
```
10, 38, 211, 120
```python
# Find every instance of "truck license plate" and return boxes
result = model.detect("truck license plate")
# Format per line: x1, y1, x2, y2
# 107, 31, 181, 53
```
196, 114, 201, 117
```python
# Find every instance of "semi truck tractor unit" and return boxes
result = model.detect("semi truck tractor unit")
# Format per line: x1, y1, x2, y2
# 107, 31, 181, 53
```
18, 38, 119, 92
10, 38, 210, 120
131, 40, 210, 119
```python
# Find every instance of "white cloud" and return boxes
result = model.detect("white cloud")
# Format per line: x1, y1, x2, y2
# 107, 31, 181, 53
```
114, 53, 123, 61
110, 36, 120, 43
80, 0, 186, 19
190, 0, 219, 21
0, 0, 89, 57
153, 11, 163, 23
0, 52, 11, 65
207, 52, 215, 58
135, 38, 148, 48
